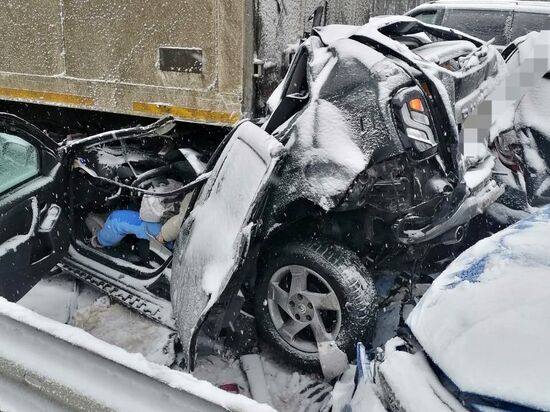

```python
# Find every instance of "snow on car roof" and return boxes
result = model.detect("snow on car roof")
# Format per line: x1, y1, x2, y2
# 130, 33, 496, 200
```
407, 206, 550, 410
409, 0, 550, 14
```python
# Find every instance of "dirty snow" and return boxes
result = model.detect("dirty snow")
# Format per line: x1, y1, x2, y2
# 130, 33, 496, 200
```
17, 272, 328, 411
72, 297, 176, 366
7, 276, 274, 411
194, 350, 329, 412
20, 273, 175, 366
18, 273, 79, 325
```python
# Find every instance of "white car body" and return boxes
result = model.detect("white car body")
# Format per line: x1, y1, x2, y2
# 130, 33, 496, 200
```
377, 206, 550, 411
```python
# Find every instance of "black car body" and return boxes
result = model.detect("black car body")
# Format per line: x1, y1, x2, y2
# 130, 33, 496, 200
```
0, 16, 504, 377
260, 16, 504, 250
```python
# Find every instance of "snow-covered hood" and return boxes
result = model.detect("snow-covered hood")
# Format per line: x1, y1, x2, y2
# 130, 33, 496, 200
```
407, 206, 550, 410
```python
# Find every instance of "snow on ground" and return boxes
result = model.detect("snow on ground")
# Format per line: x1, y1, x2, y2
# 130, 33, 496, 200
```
2, 295, 272, 412
19, 273, 175, 366
193, 351, 330, 412
18, 272, 330, 411
72, 296, 176, 366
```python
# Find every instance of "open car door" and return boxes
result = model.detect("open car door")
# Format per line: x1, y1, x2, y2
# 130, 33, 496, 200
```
170, 121, 284, 369
0, 114, 69, 301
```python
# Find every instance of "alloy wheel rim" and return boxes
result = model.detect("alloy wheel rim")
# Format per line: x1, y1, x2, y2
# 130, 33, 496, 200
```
266, 264, 342, 353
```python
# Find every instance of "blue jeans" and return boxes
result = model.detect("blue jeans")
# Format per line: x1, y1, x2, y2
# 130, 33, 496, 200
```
96, 210, 161, 248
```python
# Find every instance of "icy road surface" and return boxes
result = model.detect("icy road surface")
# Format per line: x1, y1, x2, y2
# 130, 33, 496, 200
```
18, 272, 331, 412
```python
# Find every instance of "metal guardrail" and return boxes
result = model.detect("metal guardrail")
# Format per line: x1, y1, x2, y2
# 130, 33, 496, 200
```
0, 300, 273, 412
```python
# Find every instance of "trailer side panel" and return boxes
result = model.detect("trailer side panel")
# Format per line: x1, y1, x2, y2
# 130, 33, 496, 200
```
0, 0, 248, 126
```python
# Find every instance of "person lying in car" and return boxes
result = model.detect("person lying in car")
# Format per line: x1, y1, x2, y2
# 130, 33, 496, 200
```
86, 178, 192, 249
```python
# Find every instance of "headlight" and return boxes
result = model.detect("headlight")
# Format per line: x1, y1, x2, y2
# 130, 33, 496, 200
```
393, 86, 438, 159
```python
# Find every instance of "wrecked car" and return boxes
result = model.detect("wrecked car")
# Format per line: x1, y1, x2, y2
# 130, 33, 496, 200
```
374, 206, 550, 412
240, 16, 505, 377
0, 16, 504, 379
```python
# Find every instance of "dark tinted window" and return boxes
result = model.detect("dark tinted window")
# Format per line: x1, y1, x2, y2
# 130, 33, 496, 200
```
412, 10, 437, 24
442, 9, 511, 45
511, 12, 550, 40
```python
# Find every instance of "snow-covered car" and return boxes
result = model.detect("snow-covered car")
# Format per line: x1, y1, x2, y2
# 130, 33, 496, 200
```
0, 16, 504, 378
251, 16, 504, 376
375, 206, 550, 412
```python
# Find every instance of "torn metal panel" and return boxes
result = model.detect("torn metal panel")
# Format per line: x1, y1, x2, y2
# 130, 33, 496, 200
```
171, 121, 284, 370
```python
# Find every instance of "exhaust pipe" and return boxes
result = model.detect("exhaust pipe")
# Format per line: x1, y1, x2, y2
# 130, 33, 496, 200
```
440, 225, 465, 245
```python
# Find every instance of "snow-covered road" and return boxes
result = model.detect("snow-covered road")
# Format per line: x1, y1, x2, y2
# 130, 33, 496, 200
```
17, 272, 332, 412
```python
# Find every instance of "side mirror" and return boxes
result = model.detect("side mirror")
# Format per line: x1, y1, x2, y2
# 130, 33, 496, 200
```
310, 4, 325, 28
303, 3, 326, 38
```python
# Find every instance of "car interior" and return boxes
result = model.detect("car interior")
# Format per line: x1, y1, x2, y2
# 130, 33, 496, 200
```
69, 132, 206, 277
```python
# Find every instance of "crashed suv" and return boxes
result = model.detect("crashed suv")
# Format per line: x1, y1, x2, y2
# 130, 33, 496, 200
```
0, 16, 503, 378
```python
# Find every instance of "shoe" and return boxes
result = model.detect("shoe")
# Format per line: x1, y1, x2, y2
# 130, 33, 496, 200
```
90, 235, 103, 248
85, 213, 105, 236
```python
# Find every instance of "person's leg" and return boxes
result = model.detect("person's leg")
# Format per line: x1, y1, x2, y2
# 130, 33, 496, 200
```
96, 210, 161, 247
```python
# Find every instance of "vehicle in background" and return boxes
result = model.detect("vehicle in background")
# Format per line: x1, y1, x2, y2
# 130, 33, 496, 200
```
406, 0, 550, 49
375, 206, 550, 412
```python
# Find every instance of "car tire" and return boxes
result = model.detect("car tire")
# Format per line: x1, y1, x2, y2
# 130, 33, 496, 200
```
254, 239, 377, 371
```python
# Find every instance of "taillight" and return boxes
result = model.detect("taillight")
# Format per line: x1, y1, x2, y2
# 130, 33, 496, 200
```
493, 130, 523, 173
393, 87, 438, 159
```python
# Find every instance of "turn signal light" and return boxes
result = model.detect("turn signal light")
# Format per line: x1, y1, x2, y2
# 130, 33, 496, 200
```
408, 98, 424, 112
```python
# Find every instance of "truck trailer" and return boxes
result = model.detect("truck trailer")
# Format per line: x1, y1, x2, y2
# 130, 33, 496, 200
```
0, 0, 376, 134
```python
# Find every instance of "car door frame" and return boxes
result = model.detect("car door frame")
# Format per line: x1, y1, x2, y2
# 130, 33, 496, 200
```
0, 113, 70, 301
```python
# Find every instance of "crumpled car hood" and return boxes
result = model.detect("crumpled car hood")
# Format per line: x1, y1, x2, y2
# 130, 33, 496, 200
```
407, 206, 550, 410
